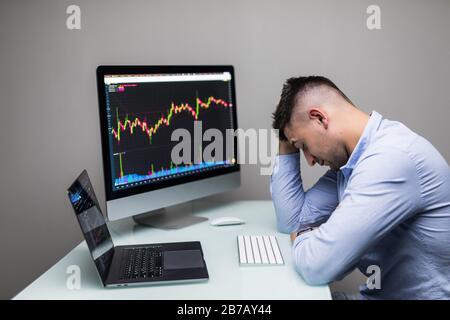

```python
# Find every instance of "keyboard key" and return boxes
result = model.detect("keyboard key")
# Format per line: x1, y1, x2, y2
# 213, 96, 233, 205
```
237, 235, 247, 264
269, 236, 284, 264
263, 236, 276, 264
256, 236, 269, 264
244, 236, 254, 263
250, 236, 261, 263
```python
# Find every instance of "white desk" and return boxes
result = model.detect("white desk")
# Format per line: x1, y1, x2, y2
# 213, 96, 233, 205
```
14, 200, 331, 300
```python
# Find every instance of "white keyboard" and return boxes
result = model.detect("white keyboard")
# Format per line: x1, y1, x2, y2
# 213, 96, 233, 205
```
237, 235, 284, 266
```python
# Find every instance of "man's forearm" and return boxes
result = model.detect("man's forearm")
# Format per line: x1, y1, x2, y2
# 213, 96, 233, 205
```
271, 140, 339, 234
270, 151, 304, 233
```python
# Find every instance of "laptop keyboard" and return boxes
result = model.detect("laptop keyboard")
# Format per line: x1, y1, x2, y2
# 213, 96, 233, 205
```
119, 246, 163, 280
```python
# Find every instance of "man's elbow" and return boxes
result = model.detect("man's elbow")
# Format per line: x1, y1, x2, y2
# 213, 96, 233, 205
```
274, 207, 300, 234
276, 222, 293, 234
292, 248, 337, 286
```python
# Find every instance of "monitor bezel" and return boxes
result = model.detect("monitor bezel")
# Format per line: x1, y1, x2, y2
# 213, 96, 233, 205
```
96, 65, 240, 202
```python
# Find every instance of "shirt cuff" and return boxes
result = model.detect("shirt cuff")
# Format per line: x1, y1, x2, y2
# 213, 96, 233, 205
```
273, 152, 300, 175
293, 227, 315, 248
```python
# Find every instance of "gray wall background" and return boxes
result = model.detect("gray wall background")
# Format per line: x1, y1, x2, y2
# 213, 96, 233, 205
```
1, 0, 449, 299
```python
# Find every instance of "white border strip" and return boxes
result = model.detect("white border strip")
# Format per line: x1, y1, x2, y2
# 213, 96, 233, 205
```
104, 72, 231, 84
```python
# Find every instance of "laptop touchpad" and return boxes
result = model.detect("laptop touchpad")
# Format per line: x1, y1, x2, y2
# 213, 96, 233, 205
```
163, 250, 205, 270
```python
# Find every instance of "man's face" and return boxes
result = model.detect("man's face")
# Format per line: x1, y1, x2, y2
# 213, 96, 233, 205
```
284, 112, 349, 171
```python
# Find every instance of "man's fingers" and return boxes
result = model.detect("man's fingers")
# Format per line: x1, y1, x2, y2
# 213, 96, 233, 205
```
290, 232, 297, 242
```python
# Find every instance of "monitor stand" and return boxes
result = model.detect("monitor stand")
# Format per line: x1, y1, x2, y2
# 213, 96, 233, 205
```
132, 201, 208, 230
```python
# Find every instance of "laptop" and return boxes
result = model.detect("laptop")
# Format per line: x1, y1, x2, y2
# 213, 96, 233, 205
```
67, 170, 209, 287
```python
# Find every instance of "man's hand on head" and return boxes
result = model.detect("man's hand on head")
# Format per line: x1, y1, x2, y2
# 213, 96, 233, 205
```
279, 140, 299, 155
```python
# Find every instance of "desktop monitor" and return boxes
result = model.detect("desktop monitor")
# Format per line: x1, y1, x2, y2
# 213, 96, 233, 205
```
96, 65, 240, 226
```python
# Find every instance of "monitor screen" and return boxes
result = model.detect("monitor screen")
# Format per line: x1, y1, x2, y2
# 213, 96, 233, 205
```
67, 170, 114, 283
97, 66, 239, 201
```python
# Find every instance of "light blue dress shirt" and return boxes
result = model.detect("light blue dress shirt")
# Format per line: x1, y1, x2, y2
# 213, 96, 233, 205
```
270, 111, 450, 299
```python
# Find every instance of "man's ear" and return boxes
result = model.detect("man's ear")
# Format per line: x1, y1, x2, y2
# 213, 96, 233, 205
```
309, 108, 329, 129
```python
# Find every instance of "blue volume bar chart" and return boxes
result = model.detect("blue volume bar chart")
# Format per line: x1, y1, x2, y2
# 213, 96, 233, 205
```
114, 158, 231, 187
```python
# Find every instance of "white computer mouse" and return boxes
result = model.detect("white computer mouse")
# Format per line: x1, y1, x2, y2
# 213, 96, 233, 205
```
210, 216, 245, 226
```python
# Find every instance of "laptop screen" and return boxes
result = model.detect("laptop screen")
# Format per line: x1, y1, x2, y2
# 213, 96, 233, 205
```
67, 170, 114, 284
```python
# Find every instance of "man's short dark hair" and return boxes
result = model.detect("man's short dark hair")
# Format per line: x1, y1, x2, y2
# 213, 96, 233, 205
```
272, 76, 353, 141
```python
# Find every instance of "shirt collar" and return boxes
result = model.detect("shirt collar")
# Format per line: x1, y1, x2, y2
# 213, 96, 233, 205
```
339, 110, 383, 177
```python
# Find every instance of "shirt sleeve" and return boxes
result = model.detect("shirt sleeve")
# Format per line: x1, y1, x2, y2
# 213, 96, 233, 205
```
270, 153, 339, 233
291, 148, 423, 285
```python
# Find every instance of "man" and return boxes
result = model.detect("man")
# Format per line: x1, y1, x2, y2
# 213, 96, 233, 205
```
270, 76, 450, 299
